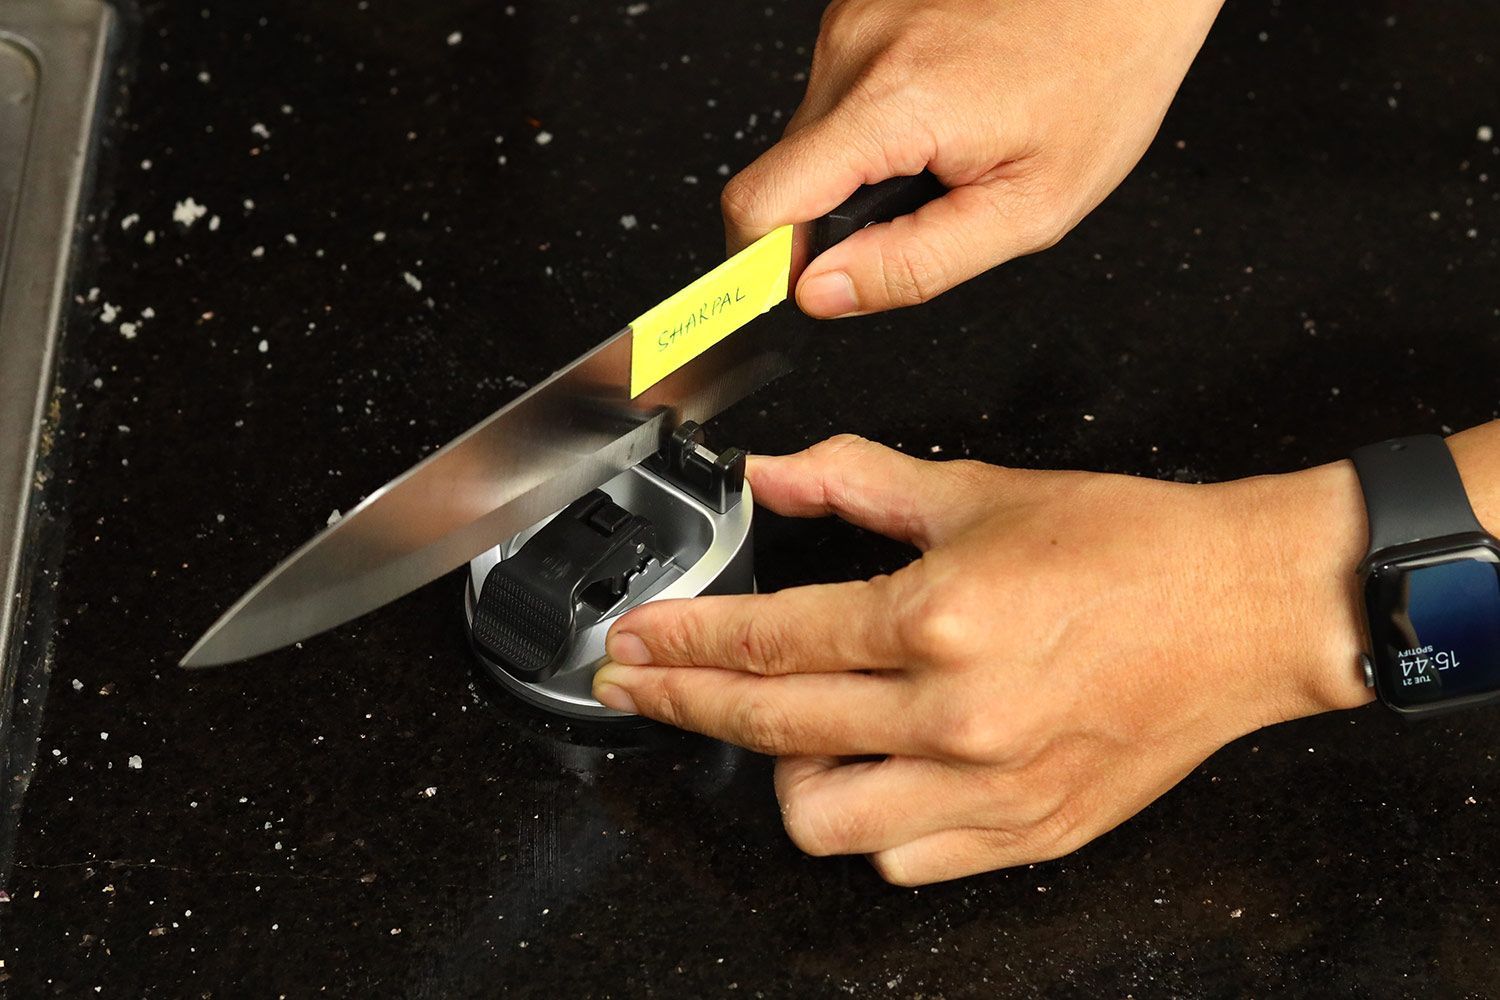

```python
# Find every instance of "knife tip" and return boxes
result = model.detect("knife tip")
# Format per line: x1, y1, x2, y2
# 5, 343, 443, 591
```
178, 631, 222, 669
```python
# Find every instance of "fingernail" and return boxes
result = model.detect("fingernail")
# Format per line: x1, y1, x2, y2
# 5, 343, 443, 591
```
592, 666, 639, 714
799, 270, 858, 317
607, 631, 651, 665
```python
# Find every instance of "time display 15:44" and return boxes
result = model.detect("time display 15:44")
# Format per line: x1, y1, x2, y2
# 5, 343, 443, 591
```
1398, 645, 1462, 686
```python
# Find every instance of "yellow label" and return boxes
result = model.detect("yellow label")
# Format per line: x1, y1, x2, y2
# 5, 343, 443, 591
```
629, 225, 793, 397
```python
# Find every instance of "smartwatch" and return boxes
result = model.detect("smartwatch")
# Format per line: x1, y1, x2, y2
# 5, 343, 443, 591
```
1352, 435, 1500, 718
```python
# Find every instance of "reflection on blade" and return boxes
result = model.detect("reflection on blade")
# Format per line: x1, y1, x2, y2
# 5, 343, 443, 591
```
181, 324, 790, 667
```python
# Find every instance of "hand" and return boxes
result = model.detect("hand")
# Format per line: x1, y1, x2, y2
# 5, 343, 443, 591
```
723, 0, 1225, 317
593, 435, 1375, 884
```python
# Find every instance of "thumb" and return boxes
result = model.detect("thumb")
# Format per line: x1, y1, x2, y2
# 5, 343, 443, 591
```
796, 179, 1061, 318
721, 102, 924, 256
748, 435, 979, 550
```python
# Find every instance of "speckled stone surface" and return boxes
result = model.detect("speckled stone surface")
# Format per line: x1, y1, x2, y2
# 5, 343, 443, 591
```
2, 0, 1498, 996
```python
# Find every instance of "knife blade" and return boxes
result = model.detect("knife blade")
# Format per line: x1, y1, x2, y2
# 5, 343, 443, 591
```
180, 171, 945, 668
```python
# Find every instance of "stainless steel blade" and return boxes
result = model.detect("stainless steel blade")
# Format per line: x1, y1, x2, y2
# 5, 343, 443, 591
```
180, 323, 791, 667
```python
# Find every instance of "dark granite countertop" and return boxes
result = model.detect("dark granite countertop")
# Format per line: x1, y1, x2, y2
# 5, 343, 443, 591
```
2, 0, 1499, 995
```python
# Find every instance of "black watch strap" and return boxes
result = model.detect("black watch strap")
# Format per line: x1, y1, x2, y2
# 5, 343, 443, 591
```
1351, 435, 1483, 563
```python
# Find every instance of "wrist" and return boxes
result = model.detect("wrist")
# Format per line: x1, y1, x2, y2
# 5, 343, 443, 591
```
1238, 461, 1375, 722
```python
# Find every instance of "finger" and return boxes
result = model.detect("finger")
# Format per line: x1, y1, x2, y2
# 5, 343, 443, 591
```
795, 177, 1061, 317
747, 434, 979, 549
867, 828, 1038, 886
774, 756, 991, 858
721, 100, 926, 254
591, 665, 922, 757
605, 576, 911, 674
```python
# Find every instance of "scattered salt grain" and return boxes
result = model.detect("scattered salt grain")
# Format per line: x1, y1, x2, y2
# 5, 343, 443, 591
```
326, 509, 342, 526
421, 786, 438, 798
251, 123, 271, 140
535, 131, 553, 146
1480, 125, 1495, 143
258, 339, 269, 353
120, 213, 140, 231
128, 756, 142, 770
119, 322, 139, 340
619, 214, 638, 230
173, 197, 209, 227
373, 231, 387, 242
447, 31, 463, 46
626, 2, 649, 13
100, 303, 119, 324
209, 216, 221, 232
71, 679, 83, 692
402, 271, 423, 292
99, 732, 109, 741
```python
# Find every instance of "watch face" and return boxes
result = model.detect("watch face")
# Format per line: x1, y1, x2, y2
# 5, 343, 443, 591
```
1365, 546, 1500, 711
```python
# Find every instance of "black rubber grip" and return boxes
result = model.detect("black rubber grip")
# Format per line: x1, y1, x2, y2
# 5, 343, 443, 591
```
810, 171, 947, 261
1350, 435, 1483, 562
472, 569, 572, 681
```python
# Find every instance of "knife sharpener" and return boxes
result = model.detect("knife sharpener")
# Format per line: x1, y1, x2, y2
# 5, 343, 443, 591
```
464, 422, 753, 720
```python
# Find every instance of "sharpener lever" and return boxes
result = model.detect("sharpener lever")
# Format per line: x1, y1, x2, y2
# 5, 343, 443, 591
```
471, 491, 662, 683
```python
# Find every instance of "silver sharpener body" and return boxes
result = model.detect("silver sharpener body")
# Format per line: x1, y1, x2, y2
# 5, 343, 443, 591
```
464, 424, 753, 720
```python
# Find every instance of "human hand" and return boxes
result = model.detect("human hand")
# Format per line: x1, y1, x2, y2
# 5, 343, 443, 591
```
592, 436, 1375, 884
724, 0, 1225, 317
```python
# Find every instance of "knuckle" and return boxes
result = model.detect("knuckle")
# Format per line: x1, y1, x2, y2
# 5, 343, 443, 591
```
808, 432, 872, 462
732, 697, 799, 756
780, 792, 862, 858
1021, 794, 1093, 860
817, 0, 870, 50
868, 850, 923, 887
648, 673, 686, 729
934, 708, 1011, 762
719, 173, 766, 232
736, 613, 789, 674
900, 587, 975, 664
877, 239, 946, 307
1025, 210, 1072, 254
1012, 183, 1076, 254
648, 608, 698, 664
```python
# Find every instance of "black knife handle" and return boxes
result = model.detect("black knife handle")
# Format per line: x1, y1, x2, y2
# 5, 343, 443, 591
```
809, 170, 947, 261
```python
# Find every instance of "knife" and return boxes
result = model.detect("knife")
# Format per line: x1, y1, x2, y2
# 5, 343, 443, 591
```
180, 171, 947, 668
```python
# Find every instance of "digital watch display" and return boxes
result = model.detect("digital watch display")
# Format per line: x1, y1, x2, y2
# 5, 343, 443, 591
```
1352, 435, 1500, 719
1362, 543, 1500, 712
